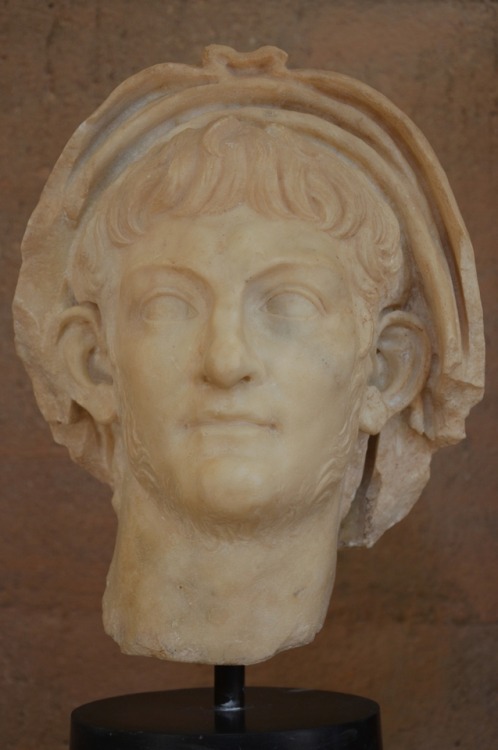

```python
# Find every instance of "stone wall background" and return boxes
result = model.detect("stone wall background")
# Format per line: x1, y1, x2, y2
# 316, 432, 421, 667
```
1, 1, 497, 748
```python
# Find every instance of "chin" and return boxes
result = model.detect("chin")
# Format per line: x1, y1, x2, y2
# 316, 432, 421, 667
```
166, 455, 334, 538
180, 456, 278, 534
126, 428, 346, 538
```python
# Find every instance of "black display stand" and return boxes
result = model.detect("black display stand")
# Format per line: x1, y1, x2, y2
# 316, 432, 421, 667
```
70, 666, 382, 749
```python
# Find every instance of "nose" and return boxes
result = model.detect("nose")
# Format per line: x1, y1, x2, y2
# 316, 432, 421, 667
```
202, 305, 263, 388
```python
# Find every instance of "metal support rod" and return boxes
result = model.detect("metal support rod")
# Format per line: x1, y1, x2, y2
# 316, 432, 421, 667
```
214, 665, 245, 711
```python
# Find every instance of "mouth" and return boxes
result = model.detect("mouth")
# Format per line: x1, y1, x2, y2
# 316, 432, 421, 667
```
187, 413, 277, 432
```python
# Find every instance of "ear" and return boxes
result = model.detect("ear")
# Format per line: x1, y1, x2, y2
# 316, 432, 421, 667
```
56, 304, 117, 425
359, 310, 430, 435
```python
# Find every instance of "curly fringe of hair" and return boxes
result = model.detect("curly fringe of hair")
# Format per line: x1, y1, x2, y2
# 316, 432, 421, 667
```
71, 116, 405, 311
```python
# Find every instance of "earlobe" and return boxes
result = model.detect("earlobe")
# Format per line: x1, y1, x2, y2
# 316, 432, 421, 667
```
56, 304, 117, 425
358, 384, 389, 435
359, 310, 430, 435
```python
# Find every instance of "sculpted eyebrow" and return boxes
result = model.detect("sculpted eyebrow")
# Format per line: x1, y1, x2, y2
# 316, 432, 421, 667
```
249, 261, 346, 290
123, 265, 205, 291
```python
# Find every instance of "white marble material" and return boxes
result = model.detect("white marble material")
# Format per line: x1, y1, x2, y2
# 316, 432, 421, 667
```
13, 46, 484, 664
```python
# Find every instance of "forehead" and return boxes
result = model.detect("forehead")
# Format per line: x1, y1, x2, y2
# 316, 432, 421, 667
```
114, 205, 356, 287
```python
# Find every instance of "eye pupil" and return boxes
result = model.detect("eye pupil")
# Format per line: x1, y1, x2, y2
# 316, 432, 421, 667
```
141, 293, 195, 321
265, 291, 319, 319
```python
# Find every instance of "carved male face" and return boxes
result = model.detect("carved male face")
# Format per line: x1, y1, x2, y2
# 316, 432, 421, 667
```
13, 49, 482, 664
63, 118, 428, 556
102, 204, 372, 537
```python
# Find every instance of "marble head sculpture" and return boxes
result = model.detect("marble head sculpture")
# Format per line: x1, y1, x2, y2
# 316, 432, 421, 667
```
13, 46, 484, 665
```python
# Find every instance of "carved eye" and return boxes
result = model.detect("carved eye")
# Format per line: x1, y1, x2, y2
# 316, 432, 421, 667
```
263, 291, 321, 319
141, 292, 197, 321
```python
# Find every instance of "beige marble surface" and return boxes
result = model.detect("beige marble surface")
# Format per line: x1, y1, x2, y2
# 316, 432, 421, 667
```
13, 46, 484, 665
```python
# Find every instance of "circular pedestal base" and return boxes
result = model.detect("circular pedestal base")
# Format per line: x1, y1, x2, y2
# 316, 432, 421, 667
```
70, 687, 382, 749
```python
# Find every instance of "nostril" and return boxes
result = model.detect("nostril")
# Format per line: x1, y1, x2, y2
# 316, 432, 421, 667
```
201, 326, 262, 388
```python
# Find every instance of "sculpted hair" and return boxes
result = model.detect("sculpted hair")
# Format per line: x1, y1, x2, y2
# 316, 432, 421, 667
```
70, 117, 405, 313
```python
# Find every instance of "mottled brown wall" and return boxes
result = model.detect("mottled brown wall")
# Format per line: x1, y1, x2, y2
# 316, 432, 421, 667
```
1, 1, 497, 749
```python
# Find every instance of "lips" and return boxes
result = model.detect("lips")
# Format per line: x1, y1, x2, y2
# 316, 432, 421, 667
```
187, 412, 277, 431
